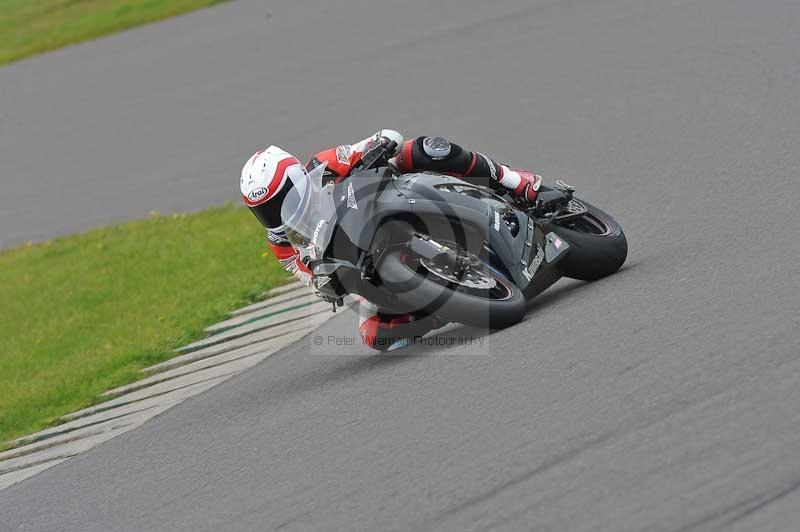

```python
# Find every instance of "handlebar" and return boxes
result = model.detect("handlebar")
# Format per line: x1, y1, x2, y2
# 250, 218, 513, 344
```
350, 139, 398, 173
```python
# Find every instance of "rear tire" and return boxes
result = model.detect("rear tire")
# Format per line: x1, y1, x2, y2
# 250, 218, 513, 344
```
545, 201, 628, 281
377, 250, 527, 329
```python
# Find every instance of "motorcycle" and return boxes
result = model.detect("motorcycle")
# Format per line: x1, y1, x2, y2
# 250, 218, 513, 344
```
280, 141, 627, 329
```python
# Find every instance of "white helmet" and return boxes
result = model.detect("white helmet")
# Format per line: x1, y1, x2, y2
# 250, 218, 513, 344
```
240, 145, 307, 228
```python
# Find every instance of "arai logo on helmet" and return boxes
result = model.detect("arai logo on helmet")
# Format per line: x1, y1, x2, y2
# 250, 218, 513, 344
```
247, 187, 268, 201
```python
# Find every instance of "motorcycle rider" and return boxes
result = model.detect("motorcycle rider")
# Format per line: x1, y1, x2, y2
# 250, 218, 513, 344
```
240, 130, 542, 351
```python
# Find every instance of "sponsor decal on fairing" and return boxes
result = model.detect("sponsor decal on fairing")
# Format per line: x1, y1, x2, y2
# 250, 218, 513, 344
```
315, 275, 332, 289
347, 182, 358, 210
528, 245, 545, 275
521, 245, 545, 280
311, 219, 326, 250
336, 145, 352, 165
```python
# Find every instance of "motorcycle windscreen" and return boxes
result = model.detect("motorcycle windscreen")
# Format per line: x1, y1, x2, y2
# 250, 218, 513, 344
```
280, 162, 337, 260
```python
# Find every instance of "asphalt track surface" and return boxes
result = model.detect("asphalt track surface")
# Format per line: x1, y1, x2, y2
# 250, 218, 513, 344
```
2, 0, 800, 530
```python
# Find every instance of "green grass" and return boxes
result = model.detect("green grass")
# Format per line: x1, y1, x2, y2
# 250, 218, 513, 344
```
0, 205, 288, 446
0, 0, 226, 65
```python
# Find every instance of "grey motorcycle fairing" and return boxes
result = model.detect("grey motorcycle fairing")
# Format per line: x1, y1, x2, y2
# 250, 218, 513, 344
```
329, 169, 568, 299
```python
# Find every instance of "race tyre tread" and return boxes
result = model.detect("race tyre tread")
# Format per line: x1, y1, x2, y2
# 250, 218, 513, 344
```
545, 201, 628, 281
377, 250, 527, 329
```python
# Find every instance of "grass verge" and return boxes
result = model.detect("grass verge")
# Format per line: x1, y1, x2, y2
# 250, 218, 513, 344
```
0, 205, 288, 446
0, 0, 226, 65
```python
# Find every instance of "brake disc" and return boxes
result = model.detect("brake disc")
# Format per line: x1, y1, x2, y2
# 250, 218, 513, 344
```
418, 257, 497, 290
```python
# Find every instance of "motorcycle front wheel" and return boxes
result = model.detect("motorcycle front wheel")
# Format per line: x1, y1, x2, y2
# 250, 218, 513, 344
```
376, 248, 527, 329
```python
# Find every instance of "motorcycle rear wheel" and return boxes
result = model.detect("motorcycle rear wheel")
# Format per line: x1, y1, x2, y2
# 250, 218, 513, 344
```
545, 200, 628, 281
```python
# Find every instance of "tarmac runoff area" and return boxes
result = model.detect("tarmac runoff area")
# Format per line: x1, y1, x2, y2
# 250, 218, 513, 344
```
3, 1, 800, 529
0, 281, 326, 492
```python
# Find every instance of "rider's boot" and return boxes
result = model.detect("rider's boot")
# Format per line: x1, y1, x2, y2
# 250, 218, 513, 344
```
358, 301, 446, 352
499, 166, 542, 204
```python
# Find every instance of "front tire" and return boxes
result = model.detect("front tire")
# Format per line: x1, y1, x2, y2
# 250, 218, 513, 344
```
545, 200, 628, 281
376, 250, 527, 329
